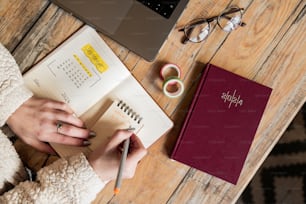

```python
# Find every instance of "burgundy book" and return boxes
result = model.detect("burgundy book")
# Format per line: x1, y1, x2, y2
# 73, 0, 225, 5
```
171, 64, 272, 184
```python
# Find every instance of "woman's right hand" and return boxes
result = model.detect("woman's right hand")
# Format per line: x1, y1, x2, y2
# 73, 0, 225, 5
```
88, 130, 147, 183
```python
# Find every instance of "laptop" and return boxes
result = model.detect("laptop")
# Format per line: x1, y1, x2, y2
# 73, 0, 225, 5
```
51, 0, 189, 61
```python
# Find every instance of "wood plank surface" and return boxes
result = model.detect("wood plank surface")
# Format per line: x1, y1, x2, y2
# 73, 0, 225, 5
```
0, 0, 305, 203
0, 0, 49, 51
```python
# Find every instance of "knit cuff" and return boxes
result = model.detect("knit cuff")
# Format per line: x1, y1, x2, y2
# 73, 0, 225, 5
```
38, 153, 106, 203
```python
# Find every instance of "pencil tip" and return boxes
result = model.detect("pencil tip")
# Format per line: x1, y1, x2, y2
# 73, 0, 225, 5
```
114, 188, 120, 195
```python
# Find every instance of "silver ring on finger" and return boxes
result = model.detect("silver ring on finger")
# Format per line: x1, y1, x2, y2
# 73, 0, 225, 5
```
56, 121, 63, 134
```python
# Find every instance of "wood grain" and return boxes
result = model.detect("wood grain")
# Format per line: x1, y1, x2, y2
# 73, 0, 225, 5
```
0, 0, 49, 51
13, 3, 83, 73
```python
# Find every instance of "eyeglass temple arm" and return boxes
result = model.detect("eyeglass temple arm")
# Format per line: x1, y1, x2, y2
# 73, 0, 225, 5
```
178, 17, 215, 32
178, 18, 208, 32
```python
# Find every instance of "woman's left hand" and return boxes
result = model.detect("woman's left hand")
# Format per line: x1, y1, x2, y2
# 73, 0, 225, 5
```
7, 96, 94, 154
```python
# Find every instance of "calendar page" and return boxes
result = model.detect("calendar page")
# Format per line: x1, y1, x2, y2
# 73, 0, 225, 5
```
24, 26, 130, 116
47, 56, 98, 90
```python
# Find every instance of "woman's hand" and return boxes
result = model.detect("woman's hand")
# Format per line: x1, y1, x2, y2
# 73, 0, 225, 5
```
6, 96, 94, 154
88, 130, 147, 182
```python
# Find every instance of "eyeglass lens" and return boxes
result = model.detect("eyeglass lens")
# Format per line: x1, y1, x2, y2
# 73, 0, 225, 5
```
184, 19, 210, 43
218, 7, 243, 32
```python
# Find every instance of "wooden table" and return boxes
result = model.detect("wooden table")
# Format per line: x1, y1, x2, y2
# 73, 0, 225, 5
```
1, 0, 305, 203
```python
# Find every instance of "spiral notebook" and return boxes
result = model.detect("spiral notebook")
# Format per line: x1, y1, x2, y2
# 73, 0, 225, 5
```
23, 25, 173, 157
89, 100, 144, 150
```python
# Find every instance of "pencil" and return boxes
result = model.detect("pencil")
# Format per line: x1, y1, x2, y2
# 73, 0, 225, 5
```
114, 127, 134, 195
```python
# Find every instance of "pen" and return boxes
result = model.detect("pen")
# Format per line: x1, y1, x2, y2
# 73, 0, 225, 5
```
114, 127, 135, 195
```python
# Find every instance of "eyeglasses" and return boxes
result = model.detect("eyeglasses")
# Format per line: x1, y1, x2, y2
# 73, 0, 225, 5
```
179, 6, 246, 44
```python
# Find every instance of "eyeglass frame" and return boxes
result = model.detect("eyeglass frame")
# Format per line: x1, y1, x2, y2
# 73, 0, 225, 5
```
178, 6, 247, 44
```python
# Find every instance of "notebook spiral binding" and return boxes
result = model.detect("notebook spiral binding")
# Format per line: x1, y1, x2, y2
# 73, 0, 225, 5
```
117, 100, 143, 124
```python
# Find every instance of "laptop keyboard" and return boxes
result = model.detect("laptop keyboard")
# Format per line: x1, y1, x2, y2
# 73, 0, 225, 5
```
136, 0, 181, 19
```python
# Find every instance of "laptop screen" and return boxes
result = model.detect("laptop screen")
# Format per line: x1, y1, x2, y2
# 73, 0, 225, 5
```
51, 0, 188, 61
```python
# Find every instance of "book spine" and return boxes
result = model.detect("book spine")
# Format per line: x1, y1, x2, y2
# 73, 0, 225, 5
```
171, 64, 212, 158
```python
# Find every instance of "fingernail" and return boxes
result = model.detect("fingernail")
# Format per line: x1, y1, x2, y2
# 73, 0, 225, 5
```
83, 140, 91, 146
89, 131, 96, 138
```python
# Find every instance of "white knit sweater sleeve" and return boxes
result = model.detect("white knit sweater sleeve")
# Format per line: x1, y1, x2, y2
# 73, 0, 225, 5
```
0, 44, 106, 203
0, 153, 106, 204
0, 43, 33, 126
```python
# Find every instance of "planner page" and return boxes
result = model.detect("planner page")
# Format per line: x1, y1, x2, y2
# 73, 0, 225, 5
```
24, 26, 130, 116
